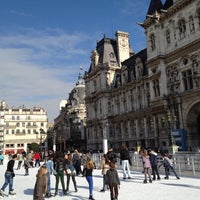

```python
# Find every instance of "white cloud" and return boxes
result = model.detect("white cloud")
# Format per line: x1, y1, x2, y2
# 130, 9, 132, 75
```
0, 28, 90, 122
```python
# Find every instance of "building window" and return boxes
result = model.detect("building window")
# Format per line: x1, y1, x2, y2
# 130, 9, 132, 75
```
12, 116, 15, 120
17, 116, 20, 120
150, 34, 156, 50
178, 19, 186, 39
16, 122, 20, 127
22, 122, 25, 127
16, 129, 20, 134
6, 130, 9, 134
41, 122, 44, 127
182, 69, 193, 91
12, 130, 15, 134
22, 129, 26, 134
28, 129, 31, 134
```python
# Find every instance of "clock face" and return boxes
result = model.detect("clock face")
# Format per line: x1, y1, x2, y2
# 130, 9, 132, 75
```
119, 37, 128, 47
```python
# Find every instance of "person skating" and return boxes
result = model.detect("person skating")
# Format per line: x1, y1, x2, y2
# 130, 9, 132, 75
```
83, 158, 95, 200
100, 154, 110, 192
54, 151, 67, 196
106, 162, 120, 200
149, 149, 160, 180
65, 154, 78, 193
24, 156, 31, 176
0, 154, 17, 197
120, 145, 132, 179
141, 149, 152, 183
45, 156, 57, 198
33, 165, 48, 200
162, 153, 180, 180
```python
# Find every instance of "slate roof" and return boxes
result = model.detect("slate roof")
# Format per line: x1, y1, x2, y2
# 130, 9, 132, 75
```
163, 0, 174, 10
146, 0, 163, 17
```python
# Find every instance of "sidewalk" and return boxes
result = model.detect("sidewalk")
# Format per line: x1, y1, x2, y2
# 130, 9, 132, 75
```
0, 160, 199, 200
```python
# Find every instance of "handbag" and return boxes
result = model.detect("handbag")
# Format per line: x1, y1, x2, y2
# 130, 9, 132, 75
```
66, 169, 72, 174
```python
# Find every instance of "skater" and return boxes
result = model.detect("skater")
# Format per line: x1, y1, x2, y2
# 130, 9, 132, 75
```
149, 149, 160, 180
100, 154, 110, 192
65, 154, 78, 193
83, 158, 95, 200
162, 153, 180, 180
45, 156, 57, 198
142, 149, 152, 183
0, 154, 17, 197
120, 145, 132, 179
33, 165, 48, 200
17, 153, 23, 170
54, 151, 66, 196
72, 149, 82, 176
34, 151, 41, 167
24, 156, 31, 176
106, 162, 120, 200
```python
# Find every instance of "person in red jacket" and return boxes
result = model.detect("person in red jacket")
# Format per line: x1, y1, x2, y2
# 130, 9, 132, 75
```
34, 152, 41, 167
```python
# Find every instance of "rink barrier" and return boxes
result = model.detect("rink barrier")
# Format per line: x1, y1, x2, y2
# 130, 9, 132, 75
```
89, 152, 200, 177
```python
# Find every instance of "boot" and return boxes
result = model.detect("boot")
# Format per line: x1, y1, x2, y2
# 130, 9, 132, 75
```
143, 179, 147, 184
9, 191, 16, 195
89, 195, 95, 200
149, 179, 152, 183
0, 189, 5, 197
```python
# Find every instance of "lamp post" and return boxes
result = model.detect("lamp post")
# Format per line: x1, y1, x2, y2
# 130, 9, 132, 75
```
53, 130, 56, 152
102, 120, 109, 154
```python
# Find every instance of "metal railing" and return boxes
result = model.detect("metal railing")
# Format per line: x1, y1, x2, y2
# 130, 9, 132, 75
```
90, 152, 200, 177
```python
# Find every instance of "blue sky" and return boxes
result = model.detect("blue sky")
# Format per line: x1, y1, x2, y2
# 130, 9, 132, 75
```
0, 0, 157, 122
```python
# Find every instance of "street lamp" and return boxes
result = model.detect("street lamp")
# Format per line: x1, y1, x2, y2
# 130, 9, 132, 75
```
102, 120, 109, 154
53, 131, 56, 152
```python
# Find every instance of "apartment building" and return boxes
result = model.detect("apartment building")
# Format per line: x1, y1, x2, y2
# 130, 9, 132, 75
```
0, 100, 48, 154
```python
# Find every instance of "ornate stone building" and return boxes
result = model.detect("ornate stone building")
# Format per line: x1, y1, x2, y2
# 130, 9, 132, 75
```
0, 100, 48, 154
84, 0, 200, 152
53, 71, 86, 152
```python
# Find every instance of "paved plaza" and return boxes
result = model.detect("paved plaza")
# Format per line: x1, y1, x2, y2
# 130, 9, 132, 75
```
0, 159, 199, 200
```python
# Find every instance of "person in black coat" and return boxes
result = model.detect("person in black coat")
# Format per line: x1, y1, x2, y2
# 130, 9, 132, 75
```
0, 154, 17, 197
120, 145, 132, 179
149, 149, 160, 180
107, 148, 117, 164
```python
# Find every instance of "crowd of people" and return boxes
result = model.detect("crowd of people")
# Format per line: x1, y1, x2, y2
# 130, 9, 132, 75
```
0, 146, 180, 200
